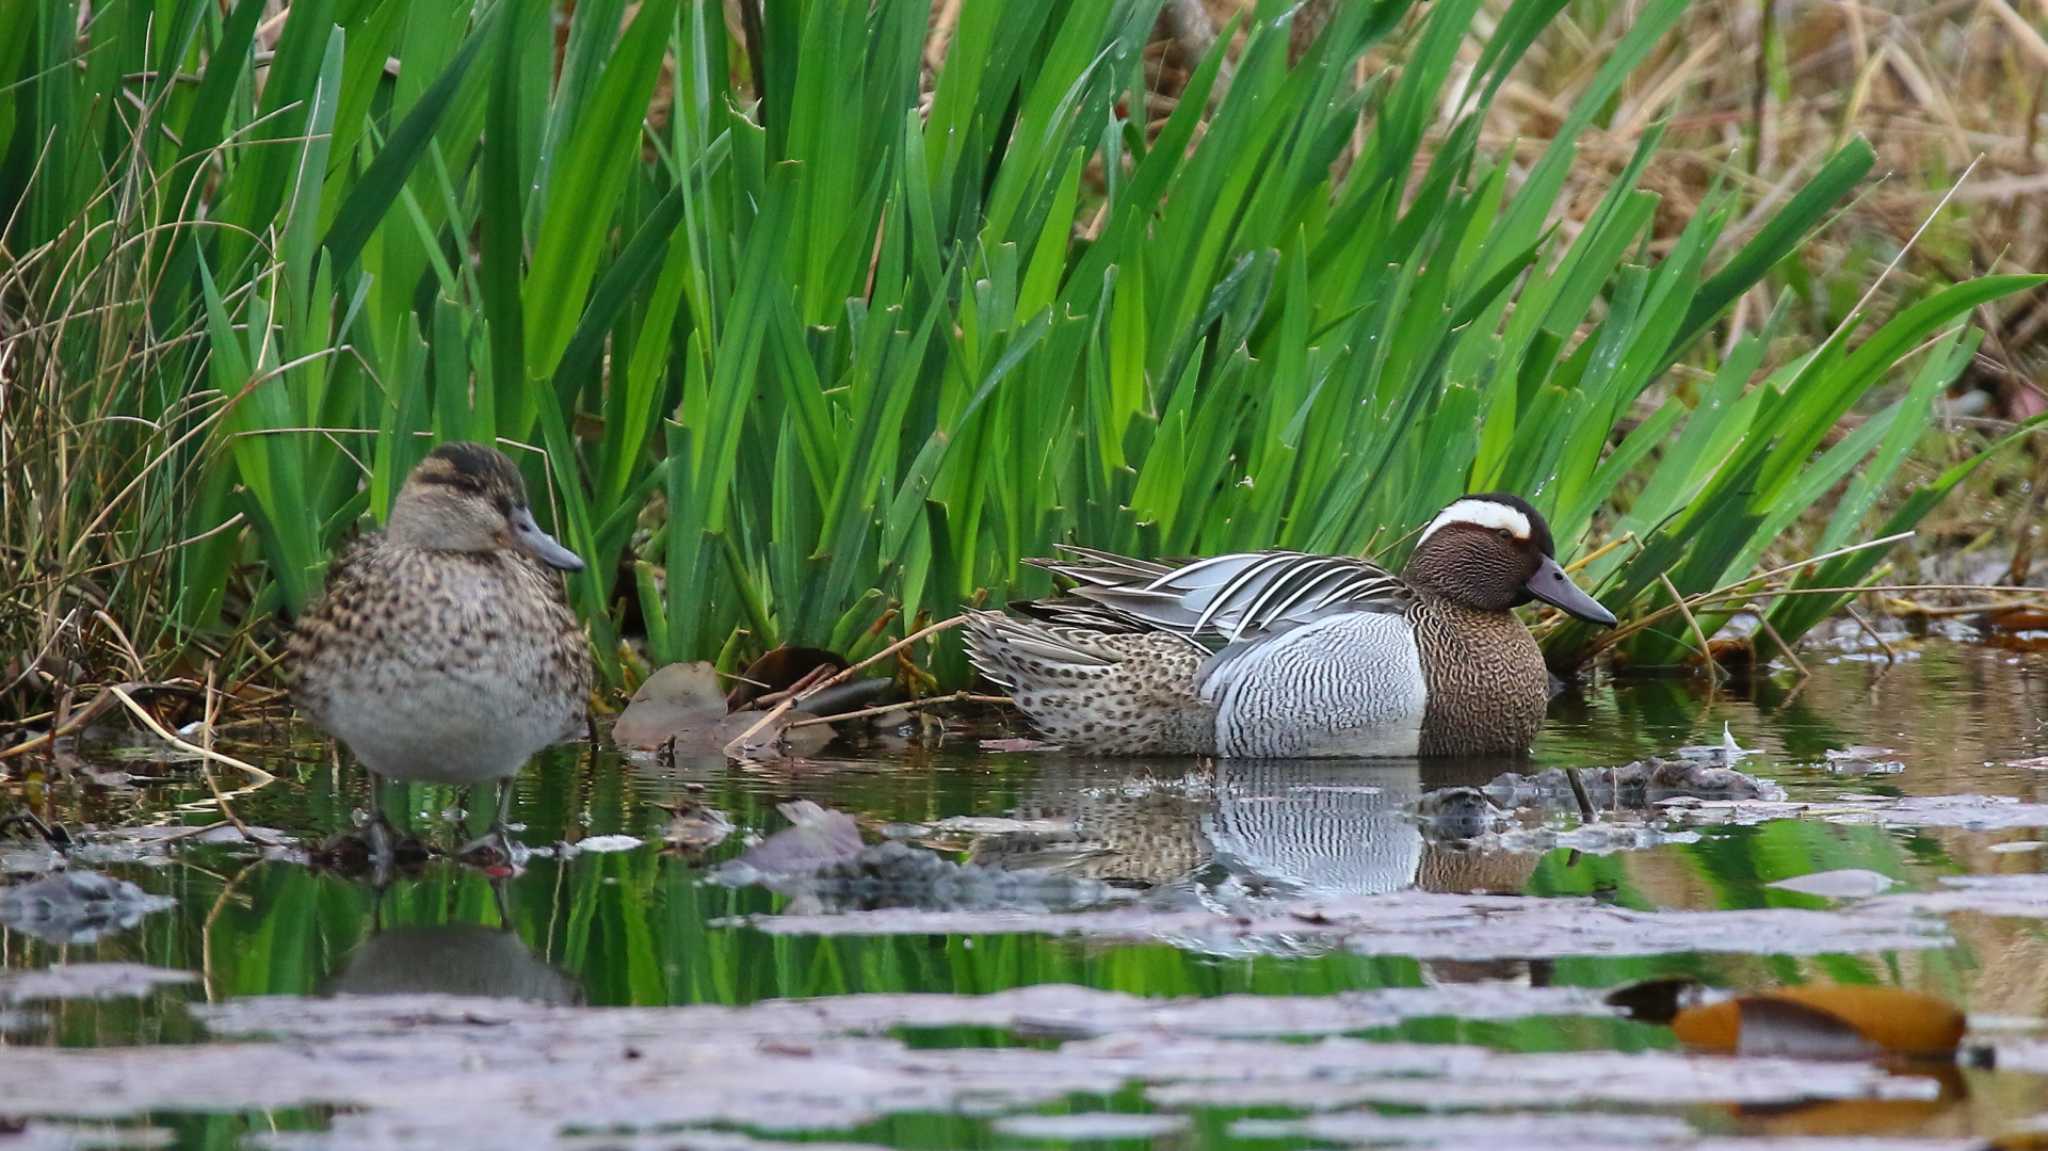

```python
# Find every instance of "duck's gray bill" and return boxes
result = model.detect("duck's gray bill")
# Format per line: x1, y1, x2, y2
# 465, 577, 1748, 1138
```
1525, 555, 1615, 627
511, 507, 586, 572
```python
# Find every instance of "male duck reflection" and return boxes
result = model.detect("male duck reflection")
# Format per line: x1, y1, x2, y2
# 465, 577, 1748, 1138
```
966, 494, 1615, 758
290, 443, 592, 866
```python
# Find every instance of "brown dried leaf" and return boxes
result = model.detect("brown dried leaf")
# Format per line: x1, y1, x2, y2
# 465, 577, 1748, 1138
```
1672, 985, 1965, 1060
614, 662, 726, 750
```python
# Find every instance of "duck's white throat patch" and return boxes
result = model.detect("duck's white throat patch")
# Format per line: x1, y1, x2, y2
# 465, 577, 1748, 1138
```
1418, 499, 1532, 545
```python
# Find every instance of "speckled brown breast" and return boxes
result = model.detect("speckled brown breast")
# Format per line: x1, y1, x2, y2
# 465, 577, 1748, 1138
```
1410, 596, 1549, 757
288, 537, 591, 782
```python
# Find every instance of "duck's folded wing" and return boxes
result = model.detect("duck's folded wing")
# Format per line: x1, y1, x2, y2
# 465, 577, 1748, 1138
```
1030, 548, 1410, 643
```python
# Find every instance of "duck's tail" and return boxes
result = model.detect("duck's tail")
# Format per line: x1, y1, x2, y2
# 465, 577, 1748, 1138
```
962, 611, 1215, 755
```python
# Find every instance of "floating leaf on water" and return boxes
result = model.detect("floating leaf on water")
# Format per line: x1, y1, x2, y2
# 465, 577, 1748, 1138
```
1670, 986, 1965, 1060
1493, 823, 1701, 856
59, 983, 1912, 1147
992, 1113, 1190, 1140
1675, 996, 1883, 1060
1868, 874, 2048, 918
1767, 869, 1898, 899
1232, 1110, 1697, 1146
741, 887, 1952, 960
1667, 792, 2048, 831
0, 1120, 179, 1149
0, 964, 193, 1004
1723, 722, 1752, 761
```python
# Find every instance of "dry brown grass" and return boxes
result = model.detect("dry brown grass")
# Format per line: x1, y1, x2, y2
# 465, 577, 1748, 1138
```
1143, 2, 2047, 410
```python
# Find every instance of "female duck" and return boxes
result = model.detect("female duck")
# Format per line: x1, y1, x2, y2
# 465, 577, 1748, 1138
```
964, 494, 1614, 758
290, 442, 592, 862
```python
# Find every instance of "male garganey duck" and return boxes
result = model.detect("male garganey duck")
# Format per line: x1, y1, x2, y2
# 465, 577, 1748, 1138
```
965, 494, 1615, 758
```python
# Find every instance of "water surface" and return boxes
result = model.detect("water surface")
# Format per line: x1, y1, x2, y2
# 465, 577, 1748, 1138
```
2, 639, 2045, 1149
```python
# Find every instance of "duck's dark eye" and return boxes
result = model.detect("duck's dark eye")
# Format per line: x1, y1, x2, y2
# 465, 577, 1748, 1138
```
1497, 528, 1514, 541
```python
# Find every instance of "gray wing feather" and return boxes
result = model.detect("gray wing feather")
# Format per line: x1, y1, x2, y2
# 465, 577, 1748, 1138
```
1034, 548, 1409, 644
1027, 546, 1176, 587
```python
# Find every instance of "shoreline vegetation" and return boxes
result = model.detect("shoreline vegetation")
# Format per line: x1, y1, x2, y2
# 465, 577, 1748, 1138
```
3, 0, 2046, 736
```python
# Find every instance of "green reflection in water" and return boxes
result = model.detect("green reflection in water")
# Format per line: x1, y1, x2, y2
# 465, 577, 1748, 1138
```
3, 647, 2046, 1148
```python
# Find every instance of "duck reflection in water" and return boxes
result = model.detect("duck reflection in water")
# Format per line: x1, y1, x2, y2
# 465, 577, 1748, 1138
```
971, 756, 1540, 903
321, 877, 581, 1005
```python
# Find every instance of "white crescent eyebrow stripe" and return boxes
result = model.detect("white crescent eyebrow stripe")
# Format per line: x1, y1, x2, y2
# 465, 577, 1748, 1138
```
1418, 498, 1532, 545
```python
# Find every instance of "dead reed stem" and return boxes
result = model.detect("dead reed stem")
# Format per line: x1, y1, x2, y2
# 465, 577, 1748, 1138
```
781, 691, 1012, 731
105, 683, 275, 784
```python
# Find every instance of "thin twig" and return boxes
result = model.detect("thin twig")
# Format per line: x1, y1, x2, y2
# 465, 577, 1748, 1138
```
1899, 598, 2048, 618
1564, 531, 1639, 575
198, 665, 274, 846
1754, 611, 1810, 679
721, 615, 967, 757
1661, 572, 1723, 686
1590, 534, 1917, 651
781, 691, 1012, 730
745, 663, 839, 711
1845, 605, 1899, 665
